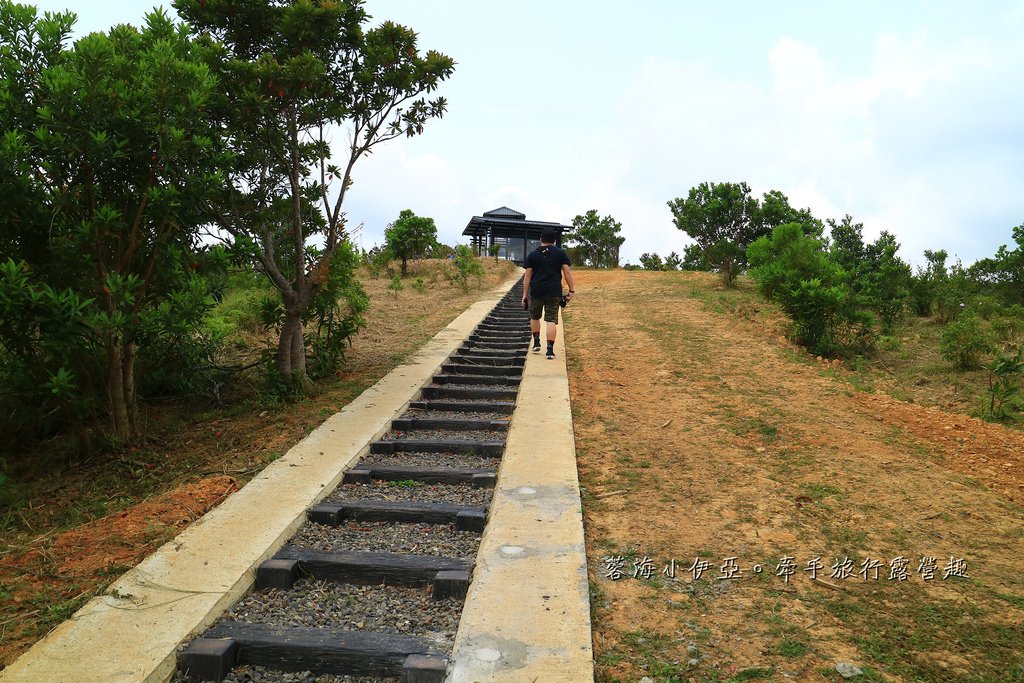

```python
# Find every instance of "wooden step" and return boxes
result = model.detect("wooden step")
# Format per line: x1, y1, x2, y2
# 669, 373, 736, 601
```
179, 621, 446, 681
408, 399, 515, 413
371, 438, 504, 455
308, 500, 488, 531
345, 464, 497, 487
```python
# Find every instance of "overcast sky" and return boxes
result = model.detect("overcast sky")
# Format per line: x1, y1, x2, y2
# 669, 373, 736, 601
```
32, 1, 1024, 267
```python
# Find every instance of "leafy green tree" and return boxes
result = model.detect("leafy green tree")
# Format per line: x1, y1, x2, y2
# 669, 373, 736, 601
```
174, 0, 454, 389
860, 231, 911, 332
663, 251, 682, 270
761, 189, 823, 237
488, 243, 501, 261
565, 210, 625, 268
667, 181, 765, 285
639, 253, 664, 270
748, 223, 870, 355
447, 244, 484, 292
385, 209, 438, 275
939, 312, 989, 369
910, 249, 949, 316
968, 224, 1024, 307
0, 4, 225, 444
681, 244, 711, 271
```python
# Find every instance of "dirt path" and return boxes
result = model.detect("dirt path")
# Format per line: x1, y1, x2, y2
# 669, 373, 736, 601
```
565, 270, 1024, 682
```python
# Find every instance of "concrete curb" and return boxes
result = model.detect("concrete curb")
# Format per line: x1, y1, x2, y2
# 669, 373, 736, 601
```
448, 317, 594, 681
0, 272, 523, 683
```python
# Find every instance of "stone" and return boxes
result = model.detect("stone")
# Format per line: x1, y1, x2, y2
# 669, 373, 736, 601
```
835, 661, 863, 678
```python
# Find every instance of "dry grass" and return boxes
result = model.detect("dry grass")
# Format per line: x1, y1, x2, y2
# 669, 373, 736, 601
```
566, 269, 1024, 683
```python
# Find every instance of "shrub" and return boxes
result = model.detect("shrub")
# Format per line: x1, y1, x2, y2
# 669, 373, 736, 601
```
410, 276, 428, 293
939, 313, 989, 369
984, 347, 1023, 422
387, 273, 403, 297
748, 223, 863, 355
447, 245, 484, 292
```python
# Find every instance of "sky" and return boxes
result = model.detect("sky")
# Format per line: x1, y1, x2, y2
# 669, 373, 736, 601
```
30, 1, 1024, 267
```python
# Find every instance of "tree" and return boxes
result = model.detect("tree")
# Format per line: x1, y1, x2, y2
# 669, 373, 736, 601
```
667, 181, 765, 285
0, 4, 225, 444
748, 223, 867, 355
664, 251, 682, 270
968, 223, 1024, 307
385, 209, 438, 275
639, 253, 664, 270
174, 0, 454, 389
681, 244, 711, 271
565, 210, 625, 268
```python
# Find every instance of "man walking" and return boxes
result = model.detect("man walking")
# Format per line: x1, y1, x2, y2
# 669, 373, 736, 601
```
521, 227, 576, 359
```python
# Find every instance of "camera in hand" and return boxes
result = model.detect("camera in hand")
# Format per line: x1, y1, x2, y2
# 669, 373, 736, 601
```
559, 294, 568, 308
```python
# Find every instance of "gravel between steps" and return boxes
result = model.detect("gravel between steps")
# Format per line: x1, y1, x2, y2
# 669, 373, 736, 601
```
360, 451, 501, 469
214, 666, 395, 682
382, 428, 505, 443
326, 482, 492, 507
224, 578, 460, 651
291, 520, 480, 558
400, 409, 510, 421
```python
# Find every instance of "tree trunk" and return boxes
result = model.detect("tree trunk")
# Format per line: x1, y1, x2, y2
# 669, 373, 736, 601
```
277, 311, 309, 389
106, 334, 136, 443
401, 256, 408, 276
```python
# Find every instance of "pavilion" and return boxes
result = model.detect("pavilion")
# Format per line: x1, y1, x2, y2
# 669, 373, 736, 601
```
462, 207, 571, 265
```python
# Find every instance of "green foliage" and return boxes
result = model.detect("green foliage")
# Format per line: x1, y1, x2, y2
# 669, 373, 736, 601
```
828, 217, 912, 331
668, 184, 815, 285
967, 223, 1024, 307
663, 251, 682, 270
174, 0, 454, 386
365, 245, 394, 278
638, 252, 664, 270
939, 312, 989, 370
681, 243, 712, 271
387, 273, 404, 297
565, 210, 625, 268
447, 245, 484, 292
748, 223, 867, 356
385, 209, 438, 275
410, 276, 428, 293
260, 242, 367, 385
984, 346, 1023, 422
487, 243, 501, 260
0, 3, 227, 444
909, 249, 949, 316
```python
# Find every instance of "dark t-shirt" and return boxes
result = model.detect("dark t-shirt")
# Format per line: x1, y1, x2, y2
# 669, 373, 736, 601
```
525, 244, 571, 299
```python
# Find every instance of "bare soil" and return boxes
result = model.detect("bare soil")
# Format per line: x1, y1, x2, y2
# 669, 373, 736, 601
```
564, 269, 1024, 682
0, 258, 517, 667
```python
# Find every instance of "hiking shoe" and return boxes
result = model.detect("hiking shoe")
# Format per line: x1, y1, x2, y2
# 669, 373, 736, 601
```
532, 342, 540, 352
546, 348, 555, 359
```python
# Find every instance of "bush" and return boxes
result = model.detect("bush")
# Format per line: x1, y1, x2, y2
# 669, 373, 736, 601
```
748, 223, 863, 355
410, 276, 428, 293
639, 253, 664, 270
984, 347, 1023, 422
447, 245, 484, 292
365, 246, 394, 278
387, 273, 403, 297
939, 313, 989, 369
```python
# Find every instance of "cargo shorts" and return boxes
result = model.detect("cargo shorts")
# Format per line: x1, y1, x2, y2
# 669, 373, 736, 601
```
529, 297, 561, 324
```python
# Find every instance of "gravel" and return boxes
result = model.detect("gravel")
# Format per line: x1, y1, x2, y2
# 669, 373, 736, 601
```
225, 578, 461, 650
215, 666, 396, 682
382, 429, 506, 443
401, 409, 510, 421
428, 382, 517, 392
360, 451, 501, 469
291, 520, 481, 558
326, 482, 492, 507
